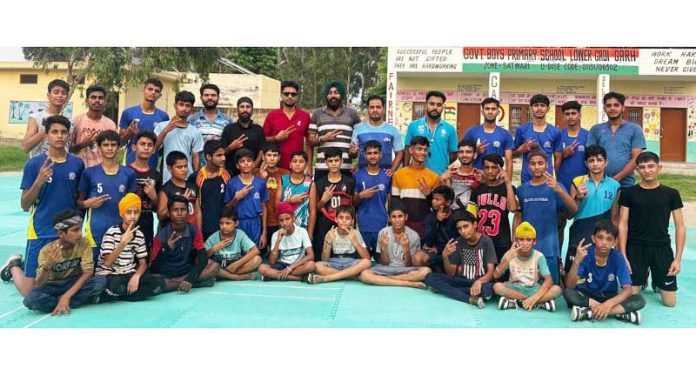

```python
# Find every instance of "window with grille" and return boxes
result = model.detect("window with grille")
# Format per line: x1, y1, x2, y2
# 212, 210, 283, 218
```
412, 102, 426, 120
20, 74, 38, 84
510, 105, 523, 134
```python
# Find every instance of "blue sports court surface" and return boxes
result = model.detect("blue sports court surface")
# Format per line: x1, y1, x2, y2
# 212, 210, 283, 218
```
1, 172, 694, 328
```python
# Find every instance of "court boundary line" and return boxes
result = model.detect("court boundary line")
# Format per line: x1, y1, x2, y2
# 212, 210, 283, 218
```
0, 305, 23, 319
23, 313, 51, 328
208, 291, 334, 301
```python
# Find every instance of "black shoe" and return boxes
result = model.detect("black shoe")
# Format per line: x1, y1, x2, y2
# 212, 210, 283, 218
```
1, 254, 23, 282
571, 306, 593, 321
194, 278, 215, 288
614, 311, 641, 325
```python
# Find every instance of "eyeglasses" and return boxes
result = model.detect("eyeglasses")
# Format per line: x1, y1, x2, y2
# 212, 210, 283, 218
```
282, 92, 298, 97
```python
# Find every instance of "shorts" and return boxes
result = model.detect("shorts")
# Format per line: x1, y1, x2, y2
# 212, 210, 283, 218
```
211, 255, 242, 269
503, 281, 541, 297
238, 217, 262, 245
627, 243, 677, 292
370, 265, 418, 276
360, 231, 379, 258
24, 237, 57, 277
271, 261, 292, 271
327, 257, 360, 270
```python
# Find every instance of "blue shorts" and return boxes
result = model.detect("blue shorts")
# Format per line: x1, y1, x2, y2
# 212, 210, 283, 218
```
327, 257, 360, 270
239, 217, 261, 245
24, 237, 57, 278
271, 261, 291, 271
360, 231, 379, 256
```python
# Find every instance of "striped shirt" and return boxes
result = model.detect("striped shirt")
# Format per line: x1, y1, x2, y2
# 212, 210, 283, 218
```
96, 224, 148, 275
309, 106, 361, 171
391, 166, 440, 237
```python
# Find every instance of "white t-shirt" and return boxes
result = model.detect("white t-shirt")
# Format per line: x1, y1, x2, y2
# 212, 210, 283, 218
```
271, 226, 312, 264
29, 110, 74, 158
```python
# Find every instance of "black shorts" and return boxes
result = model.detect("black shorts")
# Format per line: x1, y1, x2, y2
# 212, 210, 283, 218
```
627, 243, 677, 292
564, 245, 577, 274
271, 261, 291, 271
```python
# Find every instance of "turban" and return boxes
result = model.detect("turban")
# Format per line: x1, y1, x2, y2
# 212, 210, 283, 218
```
322, 80, 346, 99
118, 193, 142, 217
515, 222, 537, 239
276, 202, 295, 219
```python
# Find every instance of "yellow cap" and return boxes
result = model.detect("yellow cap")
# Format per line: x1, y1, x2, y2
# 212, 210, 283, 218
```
515, 221, 537, 239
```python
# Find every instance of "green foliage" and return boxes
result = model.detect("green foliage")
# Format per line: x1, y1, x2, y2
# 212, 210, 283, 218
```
0, 145, 28, 172
226, 48, 279, 78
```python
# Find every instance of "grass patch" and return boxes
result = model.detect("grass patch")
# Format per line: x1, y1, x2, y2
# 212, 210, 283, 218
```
647, 173, 696, 202
0, 145, 28, 172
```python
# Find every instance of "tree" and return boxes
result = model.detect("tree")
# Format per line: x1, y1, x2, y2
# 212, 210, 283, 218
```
226, 48, 279, 78
23, 47, 225, 116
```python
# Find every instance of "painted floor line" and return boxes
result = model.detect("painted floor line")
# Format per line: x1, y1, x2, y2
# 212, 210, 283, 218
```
0, 305, 23, 319
225, 283, 340, 291
23, 313, 51, 328
208, 291, 334, 301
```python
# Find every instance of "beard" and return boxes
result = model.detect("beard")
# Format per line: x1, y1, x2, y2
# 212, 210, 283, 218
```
203, 100, 218, 110
327, 98, 341, 110
283, 100, 296, 108
238, 113, 252, 123
427, 110, 441, 120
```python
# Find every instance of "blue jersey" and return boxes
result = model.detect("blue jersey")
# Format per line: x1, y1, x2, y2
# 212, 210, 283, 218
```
576, 246, 632, 297
21, 154, 84, 239
404, 117, 458, 175
224, 176, 269, 220
354, 168, 391, 232
119, 105, 170, 169
280, 174, 313, 229
556, 128, 589, 192
351, 122, 404, 169
463, 124, 514, 169
516, 182, 566, 258
79, 165, 136, 247
568, 175, 619, 250
514, 123, 561, 183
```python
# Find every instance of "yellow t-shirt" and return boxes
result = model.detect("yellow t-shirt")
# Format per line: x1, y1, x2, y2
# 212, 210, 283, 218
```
36, 237, 94, 282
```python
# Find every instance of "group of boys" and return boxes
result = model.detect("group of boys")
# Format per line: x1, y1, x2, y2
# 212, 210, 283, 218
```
1, 78, 685, 326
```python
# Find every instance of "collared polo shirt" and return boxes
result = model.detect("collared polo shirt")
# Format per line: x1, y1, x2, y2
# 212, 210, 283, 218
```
404, 116, 458, 175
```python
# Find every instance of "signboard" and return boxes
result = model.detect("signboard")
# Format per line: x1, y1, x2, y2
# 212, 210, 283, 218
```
639, 49, 696, 75
9, 101, 74, 125
462, 48, 640, 75
389, 48, 462, 72
597, 75, 610, 123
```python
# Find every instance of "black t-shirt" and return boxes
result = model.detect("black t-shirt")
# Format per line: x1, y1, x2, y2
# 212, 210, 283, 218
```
190, 168, 231, 240
469, 183, 516, 249
220, 121, 266, 175
312, 174, 355, 253
161, 180, 199, 227
129, 165, 162, 247
619, 184, 683, 246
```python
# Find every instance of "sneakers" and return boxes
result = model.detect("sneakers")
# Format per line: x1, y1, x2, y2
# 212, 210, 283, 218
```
614, 311, 641, 325
571, 306, 594, 321
469, 295, 486, 309
498, 297, 519, 310
535, 300, 556, 312
1, 254, 23, 282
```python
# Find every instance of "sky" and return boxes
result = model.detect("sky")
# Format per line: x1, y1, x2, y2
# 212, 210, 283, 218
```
0, 47, 24, 61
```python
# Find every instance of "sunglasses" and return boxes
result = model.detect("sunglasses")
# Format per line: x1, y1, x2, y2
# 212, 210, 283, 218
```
282, 92, 298, 97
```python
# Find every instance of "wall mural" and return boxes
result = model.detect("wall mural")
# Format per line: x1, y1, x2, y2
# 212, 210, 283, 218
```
9, 101, 73, 125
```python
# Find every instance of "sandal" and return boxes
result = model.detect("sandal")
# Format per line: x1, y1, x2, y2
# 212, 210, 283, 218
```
302, 272, 316, 284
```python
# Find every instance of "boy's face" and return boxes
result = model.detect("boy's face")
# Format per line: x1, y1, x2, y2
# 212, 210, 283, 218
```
364, 147, 382, 166
326, 155, 342, 173
456, 220, 476, 240
336, 211, 354, 231
431, 193, 450, 210
263, 151, 280, 168
482, 160, 502, 182
169, 202, 188, 225
481, 103, 500, 122
457, 146, 476, 165
143, 84, 162, 103
237, 156, 254, 174
46, 124, 69, 149
47, 86, 68, 107
516, 237, 536, 255
585, 155, 607, 175
121, 207, 141, 227
389, 210, 407, 230
168, 159, 189, 180
290, 155, 307, 173
59, 223, 83, 245
86, 91, 105, 113
98, 139, 119, 160
592, 230, 616, 255
636, 160, 661, 182
133, 137, 155, 160
207, 148, 226, 168
410, 144, 428, 163
603, 98, 624, 120
175, 100, 193, 119
531, 102, 549, 119
219, 217, 238, 234
278, 213, 294, 231
528, 155, 547, 177
563, 109, 580, 127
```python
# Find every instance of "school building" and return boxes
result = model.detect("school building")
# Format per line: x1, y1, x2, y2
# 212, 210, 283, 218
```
0, 61, 280, 140
386, 47, 696, 163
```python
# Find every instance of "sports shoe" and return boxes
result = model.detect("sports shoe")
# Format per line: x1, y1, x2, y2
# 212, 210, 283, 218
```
1, 254, 23, 282
498, 296, 519, 310
614, 311, 641, 325
571, 306, 594, 321
469, 295, 486, 309
535, 300, 556, 312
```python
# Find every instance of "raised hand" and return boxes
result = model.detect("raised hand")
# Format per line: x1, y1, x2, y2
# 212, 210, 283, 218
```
275, 125, 296, 142
416, 177, 432, 196
320, 129, 342, 143
320, 184, 336, 204
229, 134, 249, 151
234, 185, 254, 201
167, 231, 182, 249
562, 140, 580, 158
37, 158, 55, 185
543, 172, 561, 192
443, 238, 457, 257
476, 140, 488, 154
84, 194, 111, 209
575, 238, 591, 264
